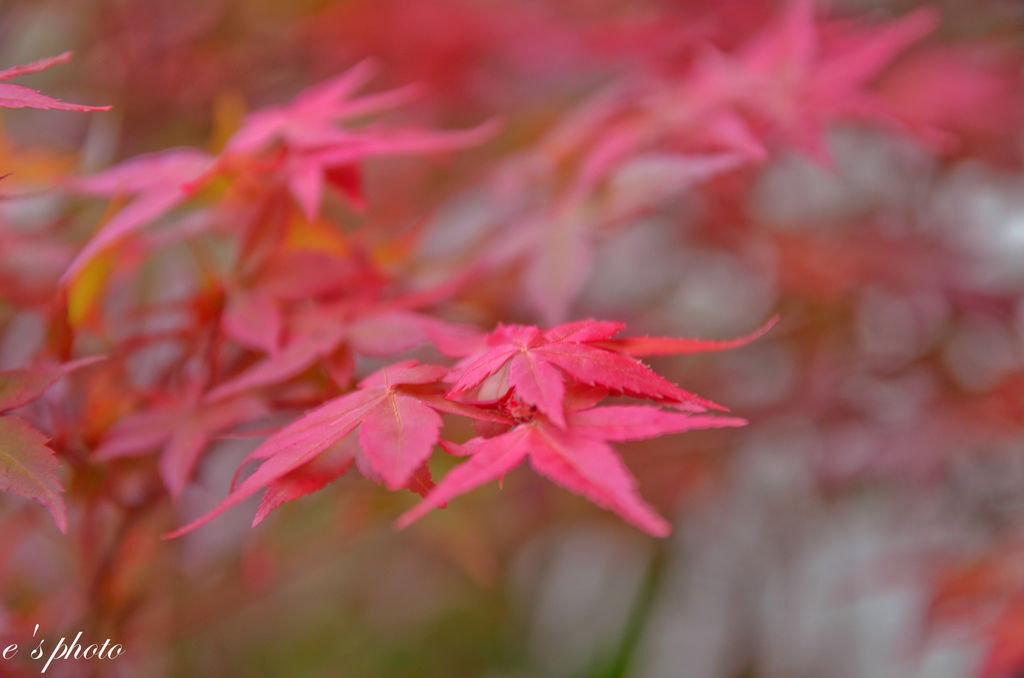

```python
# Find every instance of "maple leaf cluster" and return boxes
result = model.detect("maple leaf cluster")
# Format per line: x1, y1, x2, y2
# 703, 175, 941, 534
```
164, 319, 773, 539
0, 0, 1013, 548
0, 49, 775, 540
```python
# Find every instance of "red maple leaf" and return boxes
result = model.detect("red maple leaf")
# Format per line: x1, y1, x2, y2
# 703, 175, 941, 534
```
164, 361, 506, 537
61, 148, 215, 283
685, 1, 937, 160
218, 59, 499, 220
445, 320, 726, 427
0, 357, 103, 532
62, 62, 495, 283
207, 307, 480, 401
397, 403, 746, 536
250, 434, 439, 527
93, 383, 267, 499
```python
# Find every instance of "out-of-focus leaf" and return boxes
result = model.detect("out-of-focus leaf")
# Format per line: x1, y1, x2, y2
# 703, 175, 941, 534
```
0, 416, 67, 532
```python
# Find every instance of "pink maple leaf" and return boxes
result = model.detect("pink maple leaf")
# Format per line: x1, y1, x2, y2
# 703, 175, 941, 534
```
278, 120, 499, 220
250, 436, 358, 527
0, 418, 69, 533
687, 1, 937, 160
0, 357, 104, 532
475, 93, 749, 324
208, 308, 479, 401
223, 60, 420, 154
250, 434, 439, 527
61, 148, 215, 283
0, 52, 110, 112
220, 59, 500, 220
397, 404, 747, 537
446, 320, 724, 428
210, 254, 485, 398
93, 383, 267, 499
208, 306, 348, 401
62, 63, 496, 282
521, 149, 746, 324
164, 361, 507, 538
221, 289, 284, 357
875, 46, 1024, 153
0, 357, 104, 412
